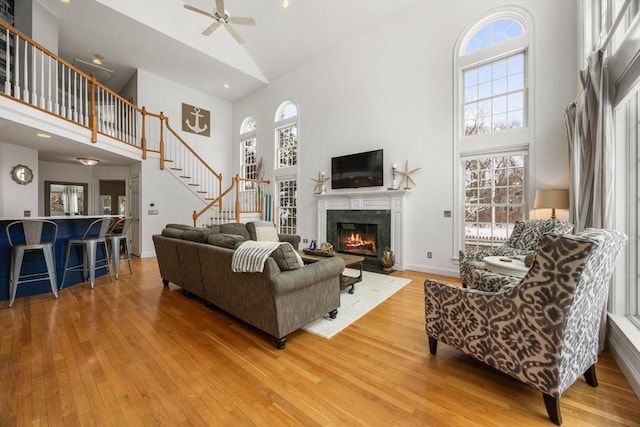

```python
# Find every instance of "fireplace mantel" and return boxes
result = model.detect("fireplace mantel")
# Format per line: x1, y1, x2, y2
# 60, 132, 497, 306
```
315, 190, 411, 270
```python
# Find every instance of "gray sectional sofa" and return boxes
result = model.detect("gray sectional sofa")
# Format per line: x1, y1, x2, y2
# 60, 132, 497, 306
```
152, 222, 345, 349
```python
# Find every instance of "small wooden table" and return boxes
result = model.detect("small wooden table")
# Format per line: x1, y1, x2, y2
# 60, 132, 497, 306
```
299, 251, 364, 294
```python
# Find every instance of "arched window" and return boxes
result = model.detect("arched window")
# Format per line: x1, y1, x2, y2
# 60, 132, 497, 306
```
275, 101, 298, 168
240, 116, 257, 188
274, 101, 298, 234
460, 14, 528, 136
454, 10, 532, 253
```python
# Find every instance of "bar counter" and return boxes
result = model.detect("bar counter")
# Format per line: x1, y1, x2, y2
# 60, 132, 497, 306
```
0, 215, 120, 302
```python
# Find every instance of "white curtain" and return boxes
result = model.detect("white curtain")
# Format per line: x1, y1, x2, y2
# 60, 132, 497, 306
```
563, 49, 615, 352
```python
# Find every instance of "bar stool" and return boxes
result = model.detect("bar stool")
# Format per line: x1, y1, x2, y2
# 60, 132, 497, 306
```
107, 216, 134, 279
6, 220, 59, 308
61, 217, 113, 289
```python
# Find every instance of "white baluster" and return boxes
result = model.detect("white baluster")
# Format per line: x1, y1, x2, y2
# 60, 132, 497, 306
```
3, 28, 10, 94
60, 62, 65, 116
31, 44, 37, 105
39, 50, 45, 107
22, 40, 28, 101
73, 71, 78, 122
67, 67, 72, 119
46, 55, 52, 111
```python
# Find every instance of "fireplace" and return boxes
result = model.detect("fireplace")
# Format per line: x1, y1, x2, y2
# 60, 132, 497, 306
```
327, 209, 391, 271
316, 190, 408, 271
337, 222, 378, 256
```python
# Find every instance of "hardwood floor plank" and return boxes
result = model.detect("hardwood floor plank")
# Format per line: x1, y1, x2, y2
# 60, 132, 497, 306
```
0, 257, 638, 426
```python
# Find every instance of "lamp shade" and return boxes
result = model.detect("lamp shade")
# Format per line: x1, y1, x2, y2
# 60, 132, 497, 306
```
534, 189, 570, 209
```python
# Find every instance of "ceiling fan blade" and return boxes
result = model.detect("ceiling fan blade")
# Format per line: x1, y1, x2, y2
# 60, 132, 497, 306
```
202, 22, 221, 36
229, 16, 255, 26
184, 4, 216, 19
215, 0, 225, 16
225, 24, 245, 45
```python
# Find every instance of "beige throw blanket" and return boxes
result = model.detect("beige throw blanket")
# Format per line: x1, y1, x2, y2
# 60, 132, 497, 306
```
232, 240, 283, 273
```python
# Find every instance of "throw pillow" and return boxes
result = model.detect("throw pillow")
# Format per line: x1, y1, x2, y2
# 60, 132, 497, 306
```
270, 242, 303, 271
247, 221, 279, 242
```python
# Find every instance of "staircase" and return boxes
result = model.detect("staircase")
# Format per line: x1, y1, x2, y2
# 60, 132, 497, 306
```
0, 20, 269, 227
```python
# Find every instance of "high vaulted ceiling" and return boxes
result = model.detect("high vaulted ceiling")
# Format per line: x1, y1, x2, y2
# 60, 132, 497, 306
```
36, 0, 421, 102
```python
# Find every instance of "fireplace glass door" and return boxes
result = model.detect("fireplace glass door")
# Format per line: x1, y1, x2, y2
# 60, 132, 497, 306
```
337, 222, 378, 256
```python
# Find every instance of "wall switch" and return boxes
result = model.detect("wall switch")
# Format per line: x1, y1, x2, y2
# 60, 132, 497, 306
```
303, 238, 309, 244
148, 209, 159, 215
24, 210, 31, 217
444, 210, 451, 217
427, 251, 432, 259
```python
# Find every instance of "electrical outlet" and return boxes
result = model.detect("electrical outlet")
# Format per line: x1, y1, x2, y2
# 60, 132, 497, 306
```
24, 210, 31, 217
444, 210, 451, 217
427, 251, 432, 259
303, 238, 309, 244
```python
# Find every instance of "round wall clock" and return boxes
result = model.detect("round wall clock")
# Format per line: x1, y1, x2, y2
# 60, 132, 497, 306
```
10, 164, 34, 185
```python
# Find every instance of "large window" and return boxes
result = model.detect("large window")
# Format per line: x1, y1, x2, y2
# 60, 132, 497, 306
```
277, 179, 297, 235
463, 53, 526, 135
463, 154, 525, 250
240, 116, 257, 190
274, 101, 299, 234
454, 10, 531, 256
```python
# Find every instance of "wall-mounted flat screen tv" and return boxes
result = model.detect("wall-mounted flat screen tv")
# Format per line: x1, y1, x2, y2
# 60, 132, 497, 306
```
331, 149, 384, 189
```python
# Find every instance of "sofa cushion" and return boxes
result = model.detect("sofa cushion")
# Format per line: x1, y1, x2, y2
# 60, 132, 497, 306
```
205, 224, 220, 234
219, 223, 251, 240
166, 223, 198, 231
183, 229, 211, 243
247, 221, 279, 242
161, 228, 185, 239
207, 233, 246, 249
270, 242, 303, 271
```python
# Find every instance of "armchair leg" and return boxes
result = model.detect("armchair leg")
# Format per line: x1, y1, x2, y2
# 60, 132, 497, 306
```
543, 393, 562, 425
428, 337, 438, 355
584, 364, 598, 387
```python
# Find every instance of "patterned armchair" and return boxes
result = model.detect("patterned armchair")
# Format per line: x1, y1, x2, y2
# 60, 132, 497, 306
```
459, 219, 573, 288
426, 229, 627, 425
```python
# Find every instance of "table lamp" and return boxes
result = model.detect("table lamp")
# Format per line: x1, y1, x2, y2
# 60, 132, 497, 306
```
534, 189, 570, 219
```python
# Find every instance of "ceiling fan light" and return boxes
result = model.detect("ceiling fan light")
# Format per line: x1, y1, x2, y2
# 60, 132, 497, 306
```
93, 54, 103, 65
77, 157, 100, 166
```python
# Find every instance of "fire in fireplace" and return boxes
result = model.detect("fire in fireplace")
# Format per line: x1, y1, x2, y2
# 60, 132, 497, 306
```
337, 222, 378, 256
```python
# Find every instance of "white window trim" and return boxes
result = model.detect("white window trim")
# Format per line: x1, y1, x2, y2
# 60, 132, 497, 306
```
452, 7, 534, 260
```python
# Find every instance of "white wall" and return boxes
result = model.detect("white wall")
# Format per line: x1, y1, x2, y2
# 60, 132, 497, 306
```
232, 0, 578, 276
136, 69, 233, 256
0, 143, 38, 218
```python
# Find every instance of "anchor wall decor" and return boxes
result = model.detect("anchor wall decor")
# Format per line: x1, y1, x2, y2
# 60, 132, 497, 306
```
182, 103, 211, 137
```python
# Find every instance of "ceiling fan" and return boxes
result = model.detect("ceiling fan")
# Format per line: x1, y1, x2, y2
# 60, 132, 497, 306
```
183, 0, 256, 45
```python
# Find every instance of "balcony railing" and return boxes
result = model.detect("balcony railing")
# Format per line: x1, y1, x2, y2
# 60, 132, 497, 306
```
0, 20, 270, 227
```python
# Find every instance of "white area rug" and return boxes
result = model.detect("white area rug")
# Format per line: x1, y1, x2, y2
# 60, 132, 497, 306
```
302, 269, 411, 339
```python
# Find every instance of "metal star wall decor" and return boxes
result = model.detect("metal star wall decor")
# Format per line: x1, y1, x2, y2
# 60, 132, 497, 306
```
311, 171, 329, 194
397, 160, 421, 190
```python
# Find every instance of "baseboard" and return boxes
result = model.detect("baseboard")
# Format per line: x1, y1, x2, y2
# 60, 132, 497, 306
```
404, 263, 459, 278
607, 315, 640, 399
139, 250, 157, 259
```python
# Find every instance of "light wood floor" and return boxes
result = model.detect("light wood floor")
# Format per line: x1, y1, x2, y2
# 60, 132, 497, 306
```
1, 257, 638, 426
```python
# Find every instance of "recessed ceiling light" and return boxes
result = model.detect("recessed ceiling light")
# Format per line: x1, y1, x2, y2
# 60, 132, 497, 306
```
223, 83, 230, 89
282, 0, 289, 9
61, 0, 71, 3
77, 158, 100, 166
36, 132, 52, 138
93, 54, 104, 65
